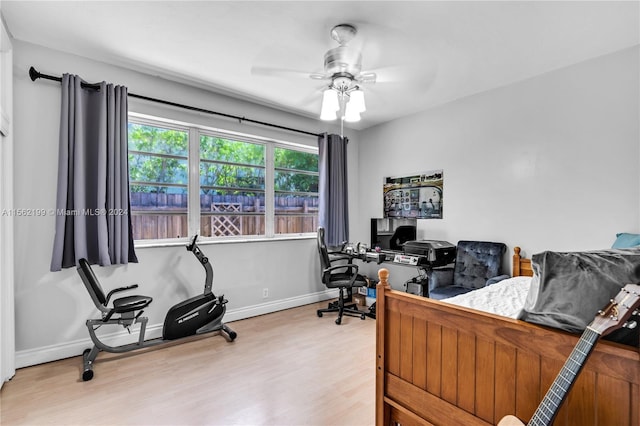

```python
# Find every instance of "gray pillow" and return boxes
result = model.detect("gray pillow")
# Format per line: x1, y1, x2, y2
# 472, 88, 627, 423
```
520, 248, 640, 344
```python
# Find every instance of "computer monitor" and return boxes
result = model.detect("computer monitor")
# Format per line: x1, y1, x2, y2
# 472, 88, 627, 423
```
370, 218, 417, 251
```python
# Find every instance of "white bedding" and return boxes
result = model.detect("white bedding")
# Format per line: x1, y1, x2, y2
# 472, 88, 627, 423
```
442, 276, 532, 319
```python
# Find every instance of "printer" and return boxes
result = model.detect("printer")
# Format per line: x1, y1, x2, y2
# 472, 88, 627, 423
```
403, 240, 456, 267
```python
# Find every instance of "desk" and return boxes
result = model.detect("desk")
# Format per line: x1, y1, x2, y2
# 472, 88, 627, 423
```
342, 248, 436, 269
342, 247, 454, 298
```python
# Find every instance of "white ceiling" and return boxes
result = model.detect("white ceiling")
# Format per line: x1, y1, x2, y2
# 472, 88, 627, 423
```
2, 1, 639, 130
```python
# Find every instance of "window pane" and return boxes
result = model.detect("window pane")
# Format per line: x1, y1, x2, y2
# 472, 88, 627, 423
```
129, 154, 188, 185
128, 123, 188, 156
200, 135, 265, 165
199, 190, 264, 237
199, 136, 266, 237
275, 194, 318, 234
274, 147, 318, 235
274, 170, 318, 192
130, 213, 188, 240
274, 147, 318, 172
129, 122, 188, 240
200, 163, 265, 190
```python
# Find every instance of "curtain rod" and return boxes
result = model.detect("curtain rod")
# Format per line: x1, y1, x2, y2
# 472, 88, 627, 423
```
29, 66, 322, 138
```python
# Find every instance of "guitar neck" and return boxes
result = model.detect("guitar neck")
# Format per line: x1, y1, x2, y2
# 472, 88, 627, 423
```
527, 327, 601, 426
499, 284, 640, 426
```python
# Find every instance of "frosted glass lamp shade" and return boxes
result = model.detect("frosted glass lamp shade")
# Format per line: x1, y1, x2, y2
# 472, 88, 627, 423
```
344, 99, 361, 122
320, 89, 339, 120
349, 89, 366, 112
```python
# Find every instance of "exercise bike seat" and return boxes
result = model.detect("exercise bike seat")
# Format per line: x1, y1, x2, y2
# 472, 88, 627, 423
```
112, 295, 153, 313
78, 258, 153, 320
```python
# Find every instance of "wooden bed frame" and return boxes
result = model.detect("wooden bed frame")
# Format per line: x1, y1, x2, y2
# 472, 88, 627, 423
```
375, 247, 639, 426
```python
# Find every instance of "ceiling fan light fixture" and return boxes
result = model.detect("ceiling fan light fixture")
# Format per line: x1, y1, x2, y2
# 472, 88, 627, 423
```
344, 98, 361, 122
349, 89, 366, 113
320, 88, 340, 120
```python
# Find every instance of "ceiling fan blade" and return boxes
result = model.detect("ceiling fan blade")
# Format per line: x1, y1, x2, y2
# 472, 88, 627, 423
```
251, 66, 315, 79
358, 72, 377, 84
360, 66, 405, 83
310, 73, 331, 81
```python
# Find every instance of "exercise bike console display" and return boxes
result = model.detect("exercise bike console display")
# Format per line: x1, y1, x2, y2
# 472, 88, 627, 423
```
77, 235, 237, 381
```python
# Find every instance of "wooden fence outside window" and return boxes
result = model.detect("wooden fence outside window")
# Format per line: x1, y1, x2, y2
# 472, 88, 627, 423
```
130, 192, 318, 240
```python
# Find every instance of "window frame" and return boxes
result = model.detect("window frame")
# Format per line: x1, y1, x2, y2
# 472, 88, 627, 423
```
128, 112, 319, 245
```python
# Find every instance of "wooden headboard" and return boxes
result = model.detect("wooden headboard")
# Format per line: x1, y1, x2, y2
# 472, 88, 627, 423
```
512, 246, 533, 277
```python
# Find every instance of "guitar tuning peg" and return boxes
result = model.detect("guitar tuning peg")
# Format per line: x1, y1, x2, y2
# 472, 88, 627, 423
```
623, 320, 637, 330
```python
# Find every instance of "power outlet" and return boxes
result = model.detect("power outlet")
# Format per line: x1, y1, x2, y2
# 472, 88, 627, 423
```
262, 288, 269, 298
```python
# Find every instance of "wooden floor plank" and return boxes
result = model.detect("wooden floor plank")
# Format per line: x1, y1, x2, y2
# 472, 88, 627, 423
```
1, 301, 376, 426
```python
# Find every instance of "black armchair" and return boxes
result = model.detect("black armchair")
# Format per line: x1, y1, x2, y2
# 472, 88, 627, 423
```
428, 240, 509, 300
316, 227, 368, 324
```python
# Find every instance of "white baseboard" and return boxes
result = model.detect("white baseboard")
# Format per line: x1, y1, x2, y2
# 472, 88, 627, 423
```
15, 289, 338, 369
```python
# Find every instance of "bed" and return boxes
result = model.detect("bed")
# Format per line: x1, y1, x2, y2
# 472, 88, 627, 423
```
375, 246, 639, 426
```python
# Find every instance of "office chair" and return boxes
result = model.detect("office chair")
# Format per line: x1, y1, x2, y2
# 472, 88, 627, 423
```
389, 225, 417, 251
428, 240, 509, 300
316, 227, 368, 324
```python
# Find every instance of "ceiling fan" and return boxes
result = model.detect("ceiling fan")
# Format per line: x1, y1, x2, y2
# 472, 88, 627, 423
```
252, 23, 378, 122
309, 23, 377, 86
313, 24, 374, 122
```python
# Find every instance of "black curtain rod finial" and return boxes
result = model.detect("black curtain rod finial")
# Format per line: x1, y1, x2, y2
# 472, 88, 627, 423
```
29, 66, 64, 85
29, 66, 40, 82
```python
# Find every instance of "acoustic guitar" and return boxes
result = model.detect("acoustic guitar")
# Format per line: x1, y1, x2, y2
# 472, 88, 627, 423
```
498, 283, 640, 426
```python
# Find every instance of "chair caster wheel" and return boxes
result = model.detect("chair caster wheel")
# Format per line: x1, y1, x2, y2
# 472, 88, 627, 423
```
335, 318, 341, 325
317, 311, 323, 317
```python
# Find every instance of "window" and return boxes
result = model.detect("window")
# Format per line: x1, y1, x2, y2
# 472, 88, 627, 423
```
128, 122, 189, 240
274, 147, 319, 235
199, 134, 265, 237
128, 115, 318, 241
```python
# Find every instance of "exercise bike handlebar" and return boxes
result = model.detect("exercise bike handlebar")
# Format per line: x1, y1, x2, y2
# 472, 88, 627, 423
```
187, 234, 199, 252
185, 235, 214, 294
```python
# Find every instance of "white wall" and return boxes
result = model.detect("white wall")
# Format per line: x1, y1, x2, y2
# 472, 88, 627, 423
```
11, 40, 361, 367
0, 8, 15, 387
355, 46, 640, 286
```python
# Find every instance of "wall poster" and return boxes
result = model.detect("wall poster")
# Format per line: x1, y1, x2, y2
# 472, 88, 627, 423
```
383, 170, 443, 219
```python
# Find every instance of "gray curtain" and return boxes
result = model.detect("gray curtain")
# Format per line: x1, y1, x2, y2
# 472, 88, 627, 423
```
318, 133, 349, 246
50, 74, 137, 271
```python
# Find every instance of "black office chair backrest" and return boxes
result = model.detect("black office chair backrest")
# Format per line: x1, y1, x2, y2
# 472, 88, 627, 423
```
317, 227, 332, 277
77, 258, 107, 307
390, 225, 417, 251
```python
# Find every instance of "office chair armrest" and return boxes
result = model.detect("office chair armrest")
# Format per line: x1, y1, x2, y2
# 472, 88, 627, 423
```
428, 268, 453, 291
104, 284, 139, 305
323, 263, 359, 274
328, 253, 351, 262
327, 240, 347, 253
485, 274, 510, 286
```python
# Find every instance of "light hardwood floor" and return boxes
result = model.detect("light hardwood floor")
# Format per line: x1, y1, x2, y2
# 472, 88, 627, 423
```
0, 301, 376, 426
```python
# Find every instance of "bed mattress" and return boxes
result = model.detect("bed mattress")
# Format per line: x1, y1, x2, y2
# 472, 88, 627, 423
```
442, 276, 531, 318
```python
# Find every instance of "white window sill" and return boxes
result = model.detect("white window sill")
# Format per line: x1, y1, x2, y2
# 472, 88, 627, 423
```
134, 234, 316, 249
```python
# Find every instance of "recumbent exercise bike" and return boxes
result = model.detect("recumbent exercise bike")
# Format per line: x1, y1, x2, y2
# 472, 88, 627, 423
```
77, 235, 236, 381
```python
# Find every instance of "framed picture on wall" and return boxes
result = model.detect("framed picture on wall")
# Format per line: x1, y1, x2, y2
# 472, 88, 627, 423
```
383, 170, 443, 219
